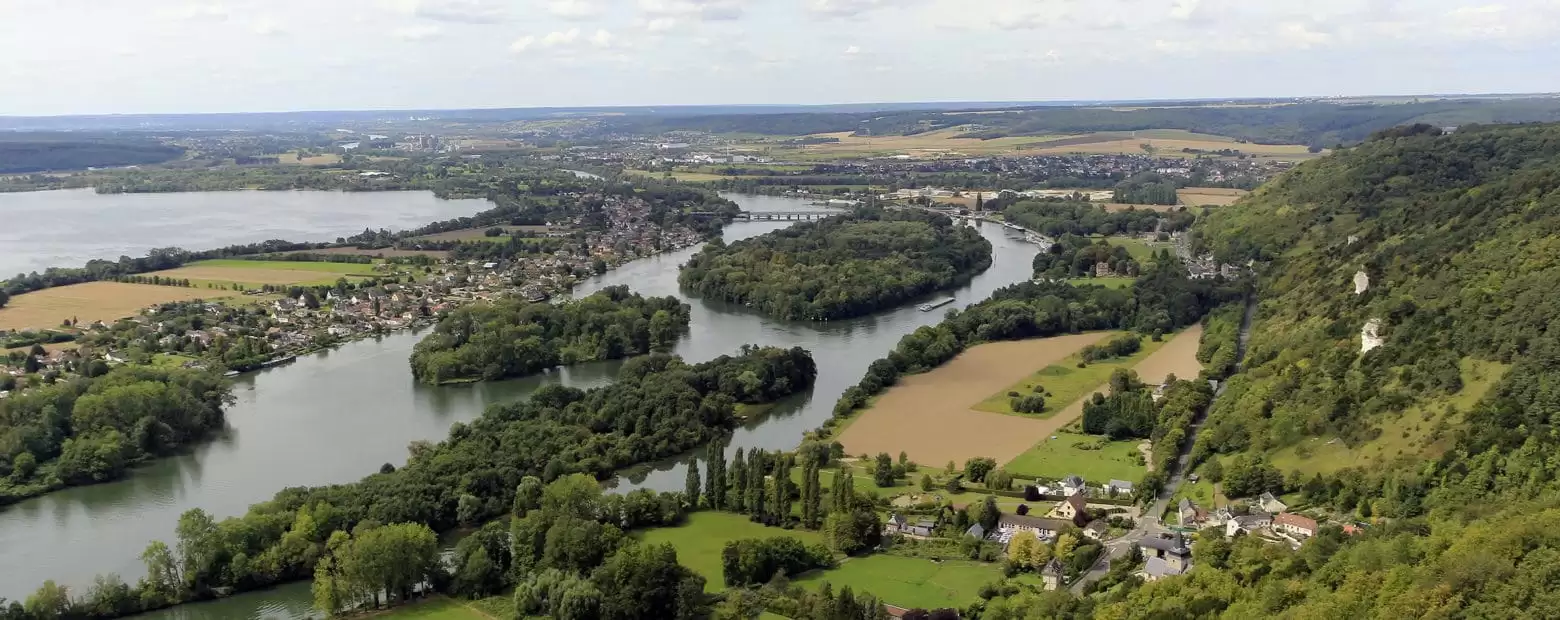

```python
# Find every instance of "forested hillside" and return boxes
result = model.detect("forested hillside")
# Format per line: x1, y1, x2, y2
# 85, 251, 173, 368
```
409, 286, 690, 384
1021, 122, 1560, 618
678, 208, 992, 321
0, 136, 184, 173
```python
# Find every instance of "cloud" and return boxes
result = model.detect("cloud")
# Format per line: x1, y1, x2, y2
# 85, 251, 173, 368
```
510, 35, 537, 52
590, 29, 615, 47
393, 24, 444, 40
844, 45, 860, 54
165, 2, 229, 22
542, 28, 582, 46
808, 0, 897, 17
646, 17, 679, 32
250, 17, 284, 36
639, 0, 747, 21
408, 0, 510, 24
549, 0, 605, 20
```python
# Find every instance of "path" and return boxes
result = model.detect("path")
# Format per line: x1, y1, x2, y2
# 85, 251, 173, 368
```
1070, 294, 1256, 593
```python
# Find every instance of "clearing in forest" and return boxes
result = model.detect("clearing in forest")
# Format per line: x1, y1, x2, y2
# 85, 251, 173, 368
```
835, 333, 1107, 467
0, 282, 241, 331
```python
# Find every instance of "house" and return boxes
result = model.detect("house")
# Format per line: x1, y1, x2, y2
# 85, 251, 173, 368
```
1054, 492, 1088, 522
1225, 512, 1273, 538
1274, 513, 1318, 538
1082, 520, 1109, 541
910, 519, 936, 537
1207, 508, 1234, 527
1258, 492, 1288, 513
997, 514, 1071, 542
965, 523, 986, 539
1178, 498, 1208, 528
1137, 532, 1191, 581
884, 513, 909, 535
1095, 262, 1115, 278
1061, 474, 1087, 496
1107, 479, 1134, 497
1041, 558, 1065, 591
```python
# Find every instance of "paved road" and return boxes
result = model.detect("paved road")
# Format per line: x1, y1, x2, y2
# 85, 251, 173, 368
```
1070, 295, 1256, 593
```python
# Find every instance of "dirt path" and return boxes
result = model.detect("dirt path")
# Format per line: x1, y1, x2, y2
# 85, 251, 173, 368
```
837, 333, 1108, 466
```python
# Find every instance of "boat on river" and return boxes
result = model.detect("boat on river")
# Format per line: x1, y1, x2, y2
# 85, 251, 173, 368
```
918, 297, 956, 312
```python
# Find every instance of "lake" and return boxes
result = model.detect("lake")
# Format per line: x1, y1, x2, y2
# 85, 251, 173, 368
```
0, 189, 491, 277
0, 193, 1043, 618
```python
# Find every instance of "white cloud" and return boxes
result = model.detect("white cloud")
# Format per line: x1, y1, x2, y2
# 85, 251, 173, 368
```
393, 24, 444, 40
640, 0, 747, 21
549, 0, 605, 21
406, 0, 510, 24
647, 17, 678, 32
590, 29, 615, 47
809, 0, 898, 17
843, 45, 860, 54
250, 17, 284, 36
509, 35, 537, 52
165, 2, 229, 22
541, 28, 582, 46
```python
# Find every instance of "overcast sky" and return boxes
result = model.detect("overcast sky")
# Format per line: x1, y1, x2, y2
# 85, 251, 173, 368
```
1, 0, 1558, 115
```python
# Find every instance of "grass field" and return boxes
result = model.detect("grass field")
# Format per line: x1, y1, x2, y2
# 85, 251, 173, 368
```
272, 151, 343, 166
789, 465, 913, 499
638, 512, 823, 591
1177, 187, 1249, 207
836, 333, 1109, 468
971, 333, 1167, 417
624, 169, 734, 183
1269, 358, 1509, 476
1107, 236, 1175, 262
1002, 431, 1144, 482
794, 555, 999, 610
1066, 276, 1136, 290
148, 259, 381, 288
375, 596, 491, 619
0, 282, 243, 331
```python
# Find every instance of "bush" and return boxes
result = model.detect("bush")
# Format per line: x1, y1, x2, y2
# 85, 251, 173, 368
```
1011, 394, 1046, 414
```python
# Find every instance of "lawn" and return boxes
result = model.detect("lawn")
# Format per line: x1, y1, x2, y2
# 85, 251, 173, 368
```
187, 259, 381, 275
971, 333, 1167, 417
375, 596, 490, 619
1002, 431, 1145, 483
638, 511, 823, 591
1268, 358, 1509, 476
1066, 276, 1135, 290
794, 554, 1000, 610
789, 464, 914, 500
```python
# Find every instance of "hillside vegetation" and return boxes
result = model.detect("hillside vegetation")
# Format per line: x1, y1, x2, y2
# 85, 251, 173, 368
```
678, 208, 992, 321
1019, 122, 1560, 618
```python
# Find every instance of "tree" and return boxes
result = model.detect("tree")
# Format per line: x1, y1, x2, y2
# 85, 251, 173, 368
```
976, 496, 1001, 531
515, 476, 545, 515
705, 438, 726, 511
802, 459, 823, 529
920, 473, 935, 492
965, 457, 997, 483
988, 469, 1014, 491
874, 452, 896, 487
1202, 459, 1224, 483
1054, 533, 1078, 564
730, 447, 747, 513
1006, 530, 1048, 571
685, 460, 702, 509
593, 543, 706, 620
24, 581, 74, 619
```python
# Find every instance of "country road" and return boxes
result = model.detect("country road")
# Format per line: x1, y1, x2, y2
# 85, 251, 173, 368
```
1071, 294, 1256, 593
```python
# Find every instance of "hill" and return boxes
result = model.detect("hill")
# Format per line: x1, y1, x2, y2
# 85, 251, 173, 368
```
1040, 122, 1560, 618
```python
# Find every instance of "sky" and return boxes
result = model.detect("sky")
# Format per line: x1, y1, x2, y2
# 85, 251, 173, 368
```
1, 0, 1558, 115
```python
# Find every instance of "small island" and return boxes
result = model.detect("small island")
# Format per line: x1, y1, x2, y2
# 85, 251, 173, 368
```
678, 208, 993, 321
409, 285, 690, 384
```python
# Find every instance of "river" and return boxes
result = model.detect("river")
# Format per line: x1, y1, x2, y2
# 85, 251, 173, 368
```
0, 193, 1040, 618
0, 189, 491, 277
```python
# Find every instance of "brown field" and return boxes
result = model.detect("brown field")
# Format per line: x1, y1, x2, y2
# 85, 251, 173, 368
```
146, 266, 356, 286
836, 333, 1108, 467
0, 282, 240, 331
272, 152, 343, 165
1177, 188, 1249, 207
1130, 325, 1205, 385
765, 127, 1317, 162
299, 247, 449, 260
1026, 130, 1317, 159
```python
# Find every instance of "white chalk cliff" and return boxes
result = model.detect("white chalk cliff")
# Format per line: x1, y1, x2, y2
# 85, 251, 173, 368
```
1361, 319, 1384, 353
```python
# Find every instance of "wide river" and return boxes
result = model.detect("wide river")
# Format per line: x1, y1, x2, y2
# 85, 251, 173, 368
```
0, 189, 491, 277
0, 193, 1041, 618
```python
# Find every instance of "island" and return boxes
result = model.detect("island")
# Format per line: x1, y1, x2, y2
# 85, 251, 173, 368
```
408, 286, 690, 384
677, 208, 992, 321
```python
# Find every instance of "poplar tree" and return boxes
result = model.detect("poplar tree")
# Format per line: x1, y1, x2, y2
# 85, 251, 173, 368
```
730, 447, 747, 513
685, 460, 701, 509
705, 437, 726, 510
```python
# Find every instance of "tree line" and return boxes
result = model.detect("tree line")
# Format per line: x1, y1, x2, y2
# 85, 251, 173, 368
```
679, 208, 993, 321
0, 366, 232, 506
3, 346, 816, 618
409, 286, 691, 384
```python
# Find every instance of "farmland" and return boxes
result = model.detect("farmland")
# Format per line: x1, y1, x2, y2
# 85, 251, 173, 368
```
0, 281, 243, 331
744, 127, 1319, 162
146, 258, 383, 287
835, 333, 1108, 467
637, 511, 823, 591
1177, 187, 1250, 206
971, 333, 1170, 417
794, 555, 999, 610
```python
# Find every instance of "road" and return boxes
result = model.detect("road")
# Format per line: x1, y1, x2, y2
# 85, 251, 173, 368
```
1070, 294, 1256, 593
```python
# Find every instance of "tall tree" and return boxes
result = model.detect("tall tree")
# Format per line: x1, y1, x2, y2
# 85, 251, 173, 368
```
684, 460, 701, 510
802, 460, 822, 529
704, 438, 725, 510
730, 447, 747, 513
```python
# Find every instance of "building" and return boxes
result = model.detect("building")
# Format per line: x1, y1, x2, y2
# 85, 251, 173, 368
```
1274, 513, 1319, 538
1054, 492, 1088, 522
996, 514, 1071, 543
1137, 532, 1192, 581
1178, 498, 1208, 528
1061, 474, 1087, 497
1225, 512, 1273, 538
965, 524, 986, 539
1041, 558, 1065, 591
1258, 492, 1288, 514
1082, 520, 1109, 541
1106, 479, 1134, 497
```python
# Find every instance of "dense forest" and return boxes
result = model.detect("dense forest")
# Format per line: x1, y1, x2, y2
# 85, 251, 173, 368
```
679, 208, 993, 320
408, 286, 691, 384
6, 347, 816, 618
0, 136, 185, 174
1032, 236, 1141, 280
1001, 200, 1194, 239
0, 366, 231, 505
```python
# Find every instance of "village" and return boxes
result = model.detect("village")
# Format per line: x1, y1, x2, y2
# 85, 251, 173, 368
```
0, 193, 707, 397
